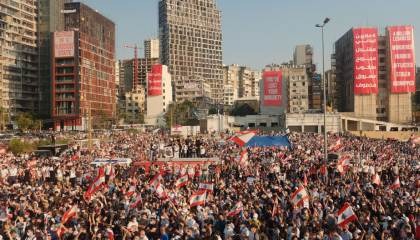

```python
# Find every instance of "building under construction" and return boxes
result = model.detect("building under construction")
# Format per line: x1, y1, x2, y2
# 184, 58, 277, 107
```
159, 0, 223, 103
51, 2, 115, 130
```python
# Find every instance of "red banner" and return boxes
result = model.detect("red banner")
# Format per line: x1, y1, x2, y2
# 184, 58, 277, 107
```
388, 26, 416, 93
148, 64, 163, 96
353, 28, 378, 94
263, 71, 282, 106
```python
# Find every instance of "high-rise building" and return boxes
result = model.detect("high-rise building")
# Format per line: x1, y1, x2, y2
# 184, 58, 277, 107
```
222, 65, 261, 106
51, 2, 115, 130
144, 38, 160, 59
123, 58, 160, 93
0, 0, 39, 116
223, 65, 240, 106
333, 26, 415, 124
37, 0, 67, 118
159, 0, 223, 103
261, 64, 309, 114
251, 70, 261, 98
294, 44, 313, 67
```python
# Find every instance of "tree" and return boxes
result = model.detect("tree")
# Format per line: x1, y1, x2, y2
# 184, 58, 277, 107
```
229, 103, 257, 116
16, 113, 34, 131
164, 100, 198, 128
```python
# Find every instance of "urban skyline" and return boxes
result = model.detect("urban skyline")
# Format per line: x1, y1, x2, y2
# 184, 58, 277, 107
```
79, 0, 420, 69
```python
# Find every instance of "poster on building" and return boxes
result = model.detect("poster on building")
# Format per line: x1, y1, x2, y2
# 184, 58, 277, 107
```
263, 71, 282, 106
388, 25, 416, 93
353, 27, 379, 94
148, 64, 163, 96
54, 31, 75, 58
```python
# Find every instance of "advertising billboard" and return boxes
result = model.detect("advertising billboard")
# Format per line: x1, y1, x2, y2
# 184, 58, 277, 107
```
262, 70, 282, 106
148, 64, 163, 96
353, 27, 379, 94
54, 31, 75, 58
388, 25, 416, 93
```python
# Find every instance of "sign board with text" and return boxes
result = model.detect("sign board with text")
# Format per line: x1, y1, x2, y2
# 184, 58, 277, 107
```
353, 27, 379, 94
263, 70, 282, 106
54, 31, 75, 58
388, 25, 416, 93
147, 64, 163, 96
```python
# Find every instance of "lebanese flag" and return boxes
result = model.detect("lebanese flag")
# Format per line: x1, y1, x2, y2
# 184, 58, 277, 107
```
61, 205, 78, 224
56, 225, 67, 238
129, 193, 143, 209
148, 173, 163, 190
337, 202, 357, 228
227, 201, 243, 217
390, 177, 400, 190
238, 150, 249, 167
155, 183, 168, 199
84, 167, 106, 201
175, 174, 189, 188
372, 173, 381, 185
125, 185, 136, 197
107, 228, 114, 240
198, 182, 214, 192
189, 190, 207, 207
229, 131, 256, 147
290, 185, 309, 207
329, 138, 342, 152
337, 155, 351, 174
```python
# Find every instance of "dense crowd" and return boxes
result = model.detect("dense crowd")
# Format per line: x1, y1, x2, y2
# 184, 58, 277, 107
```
0, 130, 418, 240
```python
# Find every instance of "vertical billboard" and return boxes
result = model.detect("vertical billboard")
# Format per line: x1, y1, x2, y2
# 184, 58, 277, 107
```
262, 70, 282, 106
353, 27, 379, 94
388, 26, 416, 93
54, 31, 75, 58
147, 64, 163, 96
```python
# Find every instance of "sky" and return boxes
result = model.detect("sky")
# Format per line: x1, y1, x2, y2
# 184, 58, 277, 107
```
80, 0, 420, 71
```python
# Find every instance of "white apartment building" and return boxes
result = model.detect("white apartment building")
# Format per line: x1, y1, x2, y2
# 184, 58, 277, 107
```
146, 64, 173, 126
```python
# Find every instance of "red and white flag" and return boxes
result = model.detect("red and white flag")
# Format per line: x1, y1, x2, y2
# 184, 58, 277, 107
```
175, 174, 189, 188
337, 202, 357, 228
290, 185, 309, 207
390, 177, 400, 190
107, 228, 114, 240
84, 167, 106, 201
189, 190, 207, 207
229, 131, 256, 147
329, 138, 343, 152
227, 201, 243, 217
337, 155, 351, 174
155, 183, 168, 199
56, 225, 67, 238
372, 173, 381, 185
61, 205, 78, 224
129, 193, 143, 209
198, 182, 214, 192
148, 173, 163, 190
238, 150, 249, 167
125, 185, 136, 197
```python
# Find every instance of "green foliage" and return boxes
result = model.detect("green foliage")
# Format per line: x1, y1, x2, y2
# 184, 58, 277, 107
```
229, 103, 257, 116
208, 107, 218, 115
8, 138, 35, 155
16, 113, 34, 131
164, 100, 198, 128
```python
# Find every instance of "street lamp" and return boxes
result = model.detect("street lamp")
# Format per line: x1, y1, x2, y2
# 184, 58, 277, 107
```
316, 17, 330, 166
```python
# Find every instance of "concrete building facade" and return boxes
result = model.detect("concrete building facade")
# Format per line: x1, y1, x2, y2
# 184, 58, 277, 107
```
123, 58, 160, 93
159, 0, 223, 103
145, 65, 173, 126
287, 66, 309, 113
333, 26, 415, 124
144, 38, 160, 59
0, 0, 39, 116
51, 2, 115, 130
125, 86, 146, 123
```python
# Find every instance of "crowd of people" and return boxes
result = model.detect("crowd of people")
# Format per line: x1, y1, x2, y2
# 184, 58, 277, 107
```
0, 129, 418, 240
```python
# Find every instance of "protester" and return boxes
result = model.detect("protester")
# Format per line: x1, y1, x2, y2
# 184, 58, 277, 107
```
0, 130, 418, 240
